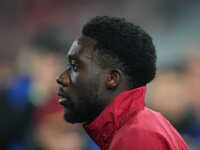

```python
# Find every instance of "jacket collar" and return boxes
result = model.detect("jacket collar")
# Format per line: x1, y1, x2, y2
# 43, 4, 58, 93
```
83, 86, 146, 150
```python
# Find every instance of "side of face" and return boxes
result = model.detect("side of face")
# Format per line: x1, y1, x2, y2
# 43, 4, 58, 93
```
56, 36, 125, 124
56, 37, 106, 124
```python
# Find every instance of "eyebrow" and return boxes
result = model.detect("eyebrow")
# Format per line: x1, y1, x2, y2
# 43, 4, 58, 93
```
65, 55, 75, 62
66, 51, 93, 64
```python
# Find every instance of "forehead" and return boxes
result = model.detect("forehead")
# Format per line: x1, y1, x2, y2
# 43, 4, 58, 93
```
67, 40, 80, 56
67, 36, 96, 59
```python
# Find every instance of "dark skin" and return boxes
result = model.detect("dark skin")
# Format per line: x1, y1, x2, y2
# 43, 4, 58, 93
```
56, 36, 129, 124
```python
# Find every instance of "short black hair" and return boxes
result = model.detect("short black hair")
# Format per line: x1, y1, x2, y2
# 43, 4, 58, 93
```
82, 16, 157, 88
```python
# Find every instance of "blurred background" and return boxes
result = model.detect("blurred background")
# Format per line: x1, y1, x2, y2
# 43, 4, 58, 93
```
0, 0, 200, 150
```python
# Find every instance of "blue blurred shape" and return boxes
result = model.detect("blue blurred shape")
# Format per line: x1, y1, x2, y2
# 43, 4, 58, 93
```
7, 75, 31, 110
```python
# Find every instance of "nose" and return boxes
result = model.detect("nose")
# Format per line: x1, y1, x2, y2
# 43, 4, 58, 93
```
56, 70, 70, 87
56, 76, 62, 85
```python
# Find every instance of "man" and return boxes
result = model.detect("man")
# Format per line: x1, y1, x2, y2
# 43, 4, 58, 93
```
56, 16, 189, 150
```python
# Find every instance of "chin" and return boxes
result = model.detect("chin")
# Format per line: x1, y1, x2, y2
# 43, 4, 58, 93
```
63, 108, 84, 124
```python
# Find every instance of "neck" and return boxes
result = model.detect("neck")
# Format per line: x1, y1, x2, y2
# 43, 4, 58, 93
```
83, 86, 146, 150
105, 84, 131, 106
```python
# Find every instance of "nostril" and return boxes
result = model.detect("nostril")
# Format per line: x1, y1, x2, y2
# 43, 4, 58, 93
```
56, 77, 62, 84
56, 71, 70, 87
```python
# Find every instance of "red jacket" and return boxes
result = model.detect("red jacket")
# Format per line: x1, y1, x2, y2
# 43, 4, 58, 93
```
84, 86, 189, 150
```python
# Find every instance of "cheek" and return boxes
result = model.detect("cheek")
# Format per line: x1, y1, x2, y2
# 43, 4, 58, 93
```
69, 72, 89, 96
70, 71, 79, 83
69, 70, 101, 97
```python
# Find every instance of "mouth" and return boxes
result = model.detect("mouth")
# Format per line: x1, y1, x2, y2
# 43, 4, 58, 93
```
57, 88, 72, 106
58, 97, 70, 105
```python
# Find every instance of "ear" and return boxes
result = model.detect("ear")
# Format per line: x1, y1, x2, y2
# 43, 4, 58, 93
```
105, 69, 122, 89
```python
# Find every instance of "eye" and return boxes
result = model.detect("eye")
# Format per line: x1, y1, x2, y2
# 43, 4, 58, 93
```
71, 60, 78, 72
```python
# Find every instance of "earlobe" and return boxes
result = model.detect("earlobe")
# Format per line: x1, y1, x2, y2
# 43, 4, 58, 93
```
105, 69, 121, 89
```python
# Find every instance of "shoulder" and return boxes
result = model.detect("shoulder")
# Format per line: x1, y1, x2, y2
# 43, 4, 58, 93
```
108, 108, 172, 150
109, 128, 171, 150
108, 108, 189, 150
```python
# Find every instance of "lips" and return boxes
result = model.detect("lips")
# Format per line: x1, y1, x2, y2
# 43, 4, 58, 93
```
58, 96, 72, 107
57, 87, 65, 97
59, 98, 69, 105
57, 87, 72, 107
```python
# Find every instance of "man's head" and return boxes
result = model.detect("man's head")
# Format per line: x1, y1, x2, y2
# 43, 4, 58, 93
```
56, 16, 156, 124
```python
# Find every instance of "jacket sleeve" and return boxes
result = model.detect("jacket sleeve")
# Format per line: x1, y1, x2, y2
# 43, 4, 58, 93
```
109, 129, 171, 150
